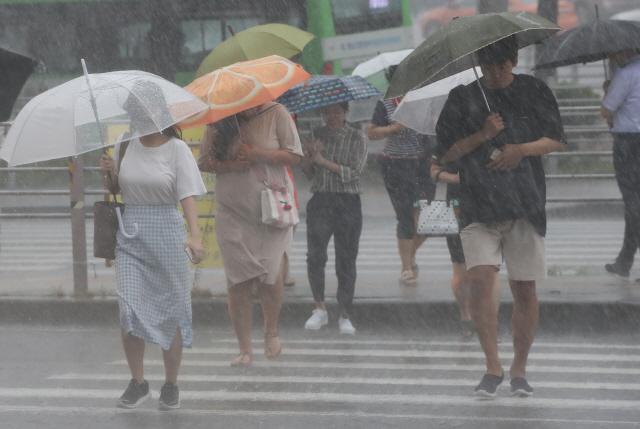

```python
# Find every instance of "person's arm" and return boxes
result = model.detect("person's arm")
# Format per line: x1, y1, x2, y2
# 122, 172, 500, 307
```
180, 195, 204, 264
242, 144, 301, 166
367, 122, 406, 140
430, 164, 459, 184
486, 137, 564, 172
197, 125, 250, 173
100, 153, 119, 192
311, 132, 368, 181
440, 113, 504, 163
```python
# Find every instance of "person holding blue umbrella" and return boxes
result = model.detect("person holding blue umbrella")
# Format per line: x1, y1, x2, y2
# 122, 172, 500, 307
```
300, 101, 368, 335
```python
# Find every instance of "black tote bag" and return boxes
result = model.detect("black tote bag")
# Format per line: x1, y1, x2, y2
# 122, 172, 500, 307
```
93, 135, 131, 259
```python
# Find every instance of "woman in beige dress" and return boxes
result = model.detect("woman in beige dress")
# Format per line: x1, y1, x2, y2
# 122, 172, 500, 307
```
198, 102, 302, 366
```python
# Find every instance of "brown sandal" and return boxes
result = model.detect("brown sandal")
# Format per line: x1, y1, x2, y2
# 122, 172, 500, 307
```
264, 332, 281, 359
230, 351, 252, 367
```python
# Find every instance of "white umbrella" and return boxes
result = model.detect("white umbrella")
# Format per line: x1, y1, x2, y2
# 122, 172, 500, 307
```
0, 68, 208, 167
390, 67, 481, 135
611, 9, 640, 22
351, 49, 413, 78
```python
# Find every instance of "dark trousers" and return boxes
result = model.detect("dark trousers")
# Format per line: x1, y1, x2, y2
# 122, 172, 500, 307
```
306, 192, 362, 319
380, 156, 435, 240
613, 133, 640, 270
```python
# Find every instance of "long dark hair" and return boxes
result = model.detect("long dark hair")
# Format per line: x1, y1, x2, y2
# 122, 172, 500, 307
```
211, 115, 240, 160
162, 125, 182, 140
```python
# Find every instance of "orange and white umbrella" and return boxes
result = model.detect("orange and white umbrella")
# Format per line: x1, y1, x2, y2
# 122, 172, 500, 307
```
181, 55, 310, 128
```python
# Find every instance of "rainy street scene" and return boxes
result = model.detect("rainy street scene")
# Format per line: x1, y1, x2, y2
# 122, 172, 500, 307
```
1, 0, 640, 427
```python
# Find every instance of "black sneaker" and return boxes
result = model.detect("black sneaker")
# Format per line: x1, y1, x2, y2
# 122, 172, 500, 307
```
474, 372, 504, 397
510, 377, 533, 397
158, 381, 180, 410
605, 263, 630, 279
116, 379, 151, 409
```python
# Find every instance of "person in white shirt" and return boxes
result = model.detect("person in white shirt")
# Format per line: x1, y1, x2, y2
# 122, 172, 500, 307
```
100, 81, 207, 410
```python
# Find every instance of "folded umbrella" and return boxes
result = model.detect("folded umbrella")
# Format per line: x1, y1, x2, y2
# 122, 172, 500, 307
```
277, 75, 381, 114
181, 55, 310, 128
385, 12, 562, 100
0, 45, 38, 122
391, 68, 481, 135
195, 24, 315, 78
534, 19, 640, 70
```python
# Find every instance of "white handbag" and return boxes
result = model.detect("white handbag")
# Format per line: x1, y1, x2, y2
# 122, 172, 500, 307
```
417, 183, 459, 236
255, 165, 299, 228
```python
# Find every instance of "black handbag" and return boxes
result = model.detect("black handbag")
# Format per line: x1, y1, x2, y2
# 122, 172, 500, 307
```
93, 134, 131, 260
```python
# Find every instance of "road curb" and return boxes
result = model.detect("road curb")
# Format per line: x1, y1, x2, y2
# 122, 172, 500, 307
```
0, 297, 639, 332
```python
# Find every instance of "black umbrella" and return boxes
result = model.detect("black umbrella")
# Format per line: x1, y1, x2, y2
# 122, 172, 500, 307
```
0, 45, 38, 122
534, 19, 640, 72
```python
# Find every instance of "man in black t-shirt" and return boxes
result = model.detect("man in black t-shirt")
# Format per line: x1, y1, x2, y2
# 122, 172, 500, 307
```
435, 36, 566, 398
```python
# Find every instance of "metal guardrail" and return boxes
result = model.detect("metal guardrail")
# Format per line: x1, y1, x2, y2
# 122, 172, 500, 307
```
0, 106, 621, 293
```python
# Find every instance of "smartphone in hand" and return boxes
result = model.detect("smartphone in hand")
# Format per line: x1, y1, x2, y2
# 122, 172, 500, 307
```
185, 247, 197, 264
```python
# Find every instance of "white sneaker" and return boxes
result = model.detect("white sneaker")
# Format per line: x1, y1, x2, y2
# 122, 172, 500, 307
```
339, 317, 356, 335
305, 309, 328, 330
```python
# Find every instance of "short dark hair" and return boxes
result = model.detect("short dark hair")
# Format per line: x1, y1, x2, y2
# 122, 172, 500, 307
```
385, 65, 398, 83
477, 35, 519, 65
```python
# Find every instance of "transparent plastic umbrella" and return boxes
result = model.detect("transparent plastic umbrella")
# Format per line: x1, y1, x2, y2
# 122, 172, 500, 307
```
0, 68, 208, 167
391, 68, 480, 135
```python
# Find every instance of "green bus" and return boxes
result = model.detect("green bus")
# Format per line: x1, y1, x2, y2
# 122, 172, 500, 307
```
302, 0, 413, 76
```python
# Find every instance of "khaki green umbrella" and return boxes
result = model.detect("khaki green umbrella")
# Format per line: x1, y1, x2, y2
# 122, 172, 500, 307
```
385, 12, 562, 100
195, 23, 315, 78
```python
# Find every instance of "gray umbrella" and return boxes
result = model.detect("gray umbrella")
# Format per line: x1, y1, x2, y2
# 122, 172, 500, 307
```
534, 19, 640, 71
0, 45, 37, 122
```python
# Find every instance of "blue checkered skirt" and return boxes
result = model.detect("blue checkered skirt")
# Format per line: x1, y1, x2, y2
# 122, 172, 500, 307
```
115, 205, 193, 350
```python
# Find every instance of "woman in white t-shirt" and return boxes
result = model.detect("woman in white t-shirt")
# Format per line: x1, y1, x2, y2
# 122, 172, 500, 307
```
100, 82, 207, 411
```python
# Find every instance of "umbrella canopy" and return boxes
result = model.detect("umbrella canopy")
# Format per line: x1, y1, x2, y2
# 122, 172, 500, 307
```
182, 56, 310, 128
195, 24, 315, 78
276, 75, 381, 114
534, 19, 640, 70
351, 49, 413, 91
0, 70, 208, 167
0, 45, 38, 122
611, 9, 640, 22
385, 11, 562, 99
391, 68, 481, 135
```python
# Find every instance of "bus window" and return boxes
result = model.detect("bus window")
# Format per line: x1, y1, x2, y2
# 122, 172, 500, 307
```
330, 0, 403, 35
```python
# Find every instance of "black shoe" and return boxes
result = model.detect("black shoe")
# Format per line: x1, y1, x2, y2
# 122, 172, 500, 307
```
605, 263, 630, 279
510, 377, 533, 397
116, 379, 151, 409
158, 381, 180, 410
474, 371, 504, 397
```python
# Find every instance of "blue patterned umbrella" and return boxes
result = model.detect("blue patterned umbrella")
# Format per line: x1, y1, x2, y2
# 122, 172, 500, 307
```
277, 75, 381, 114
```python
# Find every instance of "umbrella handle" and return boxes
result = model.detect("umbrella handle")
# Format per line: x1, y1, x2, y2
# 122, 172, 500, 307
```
116, 206, 138, 239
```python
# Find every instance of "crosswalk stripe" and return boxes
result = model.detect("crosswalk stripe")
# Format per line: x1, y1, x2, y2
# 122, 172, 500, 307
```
0, 405, 636, 425
207, 338, 640, 350
47, 373, 640, 391
0, 388, 636, 410
183, 347, 640, 362
109, 359, 640, 375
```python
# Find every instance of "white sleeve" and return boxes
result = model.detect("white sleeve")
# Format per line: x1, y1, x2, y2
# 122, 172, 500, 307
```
174, 140, 207, 201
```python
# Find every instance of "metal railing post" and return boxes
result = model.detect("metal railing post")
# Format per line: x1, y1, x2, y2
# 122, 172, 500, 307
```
69, 155, 88, 295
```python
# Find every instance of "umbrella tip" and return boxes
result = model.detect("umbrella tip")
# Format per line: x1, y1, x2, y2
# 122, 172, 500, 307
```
228, 25, 235, 36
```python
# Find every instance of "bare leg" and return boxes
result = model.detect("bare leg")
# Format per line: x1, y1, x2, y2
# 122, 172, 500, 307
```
227, 279, 255, 363
509, 280, 538, 379
452, 262, 470, 320
410, 207, 427, 270
258, 255, 285, 358
397, 238, 414, 272
315, 301, 327, 311
492, 272, 502, 312
162, 328, 182, 385
121, 327, 145, 383
468, 265, 502, 376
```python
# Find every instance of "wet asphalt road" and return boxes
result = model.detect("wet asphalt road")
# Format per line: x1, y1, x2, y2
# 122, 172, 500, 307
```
1, 325, 639, 429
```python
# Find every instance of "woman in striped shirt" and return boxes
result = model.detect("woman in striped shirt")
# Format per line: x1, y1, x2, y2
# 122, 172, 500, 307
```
368, 66, 436, 286
300, 101, 368, 335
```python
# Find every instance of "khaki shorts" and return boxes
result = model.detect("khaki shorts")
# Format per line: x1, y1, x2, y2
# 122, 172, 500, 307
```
459, 219, 546, 281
